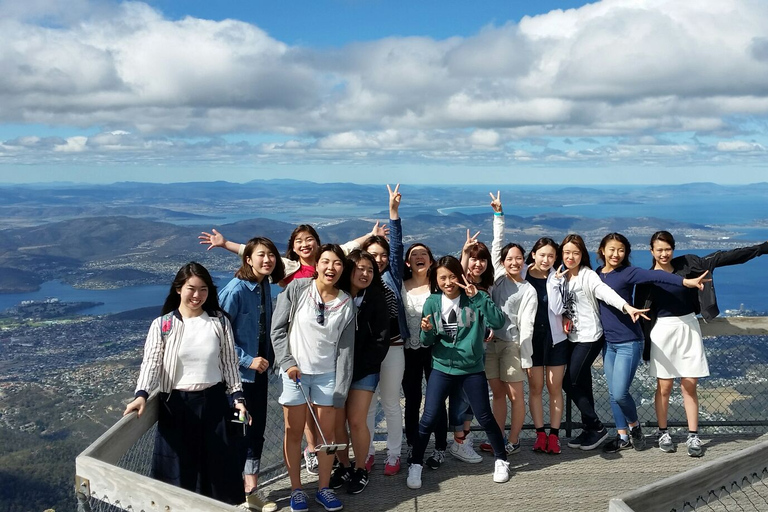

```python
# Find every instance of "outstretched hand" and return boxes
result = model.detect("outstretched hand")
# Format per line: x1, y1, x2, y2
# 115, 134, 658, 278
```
489, 190, 502, 213
198, 229, 227, 250
683, 270, 711, 290
371, 220, 390, 238
456, 273, 478, 297
462, 229, 481, 254
624, 304, 651, 323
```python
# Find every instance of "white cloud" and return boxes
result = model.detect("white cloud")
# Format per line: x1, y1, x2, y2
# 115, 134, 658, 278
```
1, 0, 768, 169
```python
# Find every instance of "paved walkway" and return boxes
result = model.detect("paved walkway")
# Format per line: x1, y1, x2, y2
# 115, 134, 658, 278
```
259, 432, 768, 512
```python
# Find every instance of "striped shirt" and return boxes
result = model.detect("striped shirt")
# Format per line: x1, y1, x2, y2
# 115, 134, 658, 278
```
134, 310, 243, 398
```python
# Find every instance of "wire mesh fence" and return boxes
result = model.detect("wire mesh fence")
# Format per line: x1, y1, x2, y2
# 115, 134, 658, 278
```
674, 469, 768, 511
85, 333, 768, 510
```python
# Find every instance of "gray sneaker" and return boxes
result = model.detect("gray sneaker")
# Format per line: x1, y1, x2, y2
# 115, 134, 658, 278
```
686, 435, 703, 458
657, 431, 676, 453
629, 425, 646, 451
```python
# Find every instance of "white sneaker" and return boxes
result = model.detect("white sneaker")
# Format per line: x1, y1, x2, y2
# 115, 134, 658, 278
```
449, 438, 483, 463
493, 459, 510, 483
407, 463, 423, 489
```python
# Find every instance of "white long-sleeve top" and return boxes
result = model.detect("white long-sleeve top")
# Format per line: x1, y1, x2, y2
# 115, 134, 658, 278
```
134, 310, 243, 397
490, 276, 538, 368
551, 268, 628, 343
490, 213, 567, 345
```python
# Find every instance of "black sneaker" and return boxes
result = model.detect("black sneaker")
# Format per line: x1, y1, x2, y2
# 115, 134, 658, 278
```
603, 434, 631, 453
347, 468, 369, 494
567, 430, 590, 449
329, 464, 353, 490
629, 425, 646, 451
579, 428, 609, 451
424, 449, 445, 470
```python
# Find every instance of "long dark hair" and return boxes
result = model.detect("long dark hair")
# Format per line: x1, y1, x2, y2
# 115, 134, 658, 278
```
403, 242, 435, 281
597, 232, 631, 268
466, 241, 494, 291
526, 237, 558, 264
338, 249, 383, 294
429, 255, 466, 294
559, 234, 591, 270
286, 224, 322, 262
235, 236, 286, 283
162, 262, 221, 315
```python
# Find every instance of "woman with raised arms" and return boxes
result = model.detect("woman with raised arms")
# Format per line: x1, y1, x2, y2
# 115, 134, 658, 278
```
124, 262, 247, 505
407, 256, 510, 489
270, 244, 356, 512
552, 234, 648, 452
218, 237, 285, 511
594, 233, 707, 454
636, 231, 768, 457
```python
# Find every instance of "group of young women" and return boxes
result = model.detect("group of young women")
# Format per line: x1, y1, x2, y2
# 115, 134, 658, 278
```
124, 185, 768, 512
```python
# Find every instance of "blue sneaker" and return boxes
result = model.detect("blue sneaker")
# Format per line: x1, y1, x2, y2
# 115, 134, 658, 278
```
315, 487, 343, 511
290, 489, 308, 512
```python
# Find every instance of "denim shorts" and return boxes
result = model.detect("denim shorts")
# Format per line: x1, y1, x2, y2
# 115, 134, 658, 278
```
279, 371, 336, 407
350, 372, 380, 392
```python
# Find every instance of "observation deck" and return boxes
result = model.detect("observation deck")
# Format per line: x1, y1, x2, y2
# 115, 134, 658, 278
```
76, 317, 768, 512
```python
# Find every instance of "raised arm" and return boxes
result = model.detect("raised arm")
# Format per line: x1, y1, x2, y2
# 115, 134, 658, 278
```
387, 184, 406, 286
547, 266, 567, 315
490, 191, 505, 279
347, 221, 389, 251
703, 241, 768, 270
199, 228, 243, 255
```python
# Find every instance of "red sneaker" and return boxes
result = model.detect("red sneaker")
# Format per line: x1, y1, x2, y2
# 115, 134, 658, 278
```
479, 442, 493, 453
383, 455, 400, 476
533, 432, 548, 453
364, 454, 375, 472
547, 434, 561, 455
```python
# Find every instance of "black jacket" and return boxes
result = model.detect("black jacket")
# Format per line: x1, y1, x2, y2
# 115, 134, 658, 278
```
637, 241, 768, 360
351, 286, 391, 382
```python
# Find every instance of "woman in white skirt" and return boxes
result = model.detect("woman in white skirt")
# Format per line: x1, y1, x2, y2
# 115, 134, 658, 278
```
637, 230, 768, 458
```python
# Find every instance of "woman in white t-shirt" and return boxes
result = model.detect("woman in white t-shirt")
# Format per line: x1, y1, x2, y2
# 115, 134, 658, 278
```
270, 244, 357, 512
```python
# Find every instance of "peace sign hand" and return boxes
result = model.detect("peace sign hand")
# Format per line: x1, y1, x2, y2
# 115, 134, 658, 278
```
456, 273, 478, 298
387, 183, 402, 217
489, 190, 502, 213
554, 264, 568, 279
624, 304, 651, 323
683, 270, 711, 291
462, 229, 481, 254
421, 315, 434, 332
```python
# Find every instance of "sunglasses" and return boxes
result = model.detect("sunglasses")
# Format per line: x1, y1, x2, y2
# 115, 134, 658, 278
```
316, 301, 326, 325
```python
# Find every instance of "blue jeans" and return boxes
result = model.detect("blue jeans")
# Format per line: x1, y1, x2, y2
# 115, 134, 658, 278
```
603, 340, 642, 431
412, 369, 507, 463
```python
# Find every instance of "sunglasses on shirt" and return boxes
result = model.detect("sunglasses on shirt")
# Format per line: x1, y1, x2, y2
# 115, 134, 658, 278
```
316, 301, 326, 325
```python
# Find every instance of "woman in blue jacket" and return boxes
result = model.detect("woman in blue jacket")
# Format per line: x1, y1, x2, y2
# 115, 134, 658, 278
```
218, 237, 285, 511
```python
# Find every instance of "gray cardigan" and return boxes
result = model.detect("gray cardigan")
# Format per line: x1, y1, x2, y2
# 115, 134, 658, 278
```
270, 278, 357, 408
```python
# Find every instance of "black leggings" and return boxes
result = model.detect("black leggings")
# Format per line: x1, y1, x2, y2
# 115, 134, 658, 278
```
403, 346, 447, 450
565, 338, 605, 431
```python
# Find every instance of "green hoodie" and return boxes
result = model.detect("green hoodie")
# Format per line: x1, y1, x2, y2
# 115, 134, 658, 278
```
420, 291, 505, 375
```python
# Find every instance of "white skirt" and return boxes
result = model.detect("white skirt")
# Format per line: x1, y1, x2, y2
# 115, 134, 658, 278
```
649, 313, 710, 379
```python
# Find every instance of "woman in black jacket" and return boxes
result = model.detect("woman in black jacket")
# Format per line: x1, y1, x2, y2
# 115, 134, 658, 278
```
636, 231, 768, 457
332, 250, 390, 494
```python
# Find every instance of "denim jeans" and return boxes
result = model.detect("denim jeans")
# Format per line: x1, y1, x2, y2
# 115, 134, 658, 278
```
603, 340, 642, 431
411, 369, 507, 464
565, 338, 605, 431
403, 346, 447, 450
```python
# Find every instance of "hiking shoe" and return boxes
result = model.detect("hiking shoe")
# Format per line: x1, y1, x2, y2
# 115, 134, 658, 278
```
425, 449, 445, 470
364, 454, 375, 472
304, 448, 319, 475
686, 435, 703, 458
658, 431, 676, 453
505, 441, 521, 455
329, 463, 353, 489
407, 463, 423, 489
493, 459, 510, 483
533, 432, 547, 452
579, 428, 609, 451
315, 487, 343, 511
290, 489, 309, 512
347, 468, 369, 494
243, 489, 277, 512
603, 434, 631, 453
547, 434, 561, 454
567, 430, 590, 448
478, 442, 493, 453
630, 425, 646, 451
449, 438, 483, 463
384, 454, 401, 475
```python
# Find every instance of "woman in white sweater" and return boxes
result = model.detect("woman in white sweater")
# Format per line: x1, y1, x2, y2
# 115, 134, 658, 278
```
551, 234, 648, 451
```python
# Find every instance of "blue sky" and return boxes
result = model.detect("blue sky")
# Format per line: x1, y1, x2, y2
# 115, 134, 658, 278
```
0, 0, 767, 184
